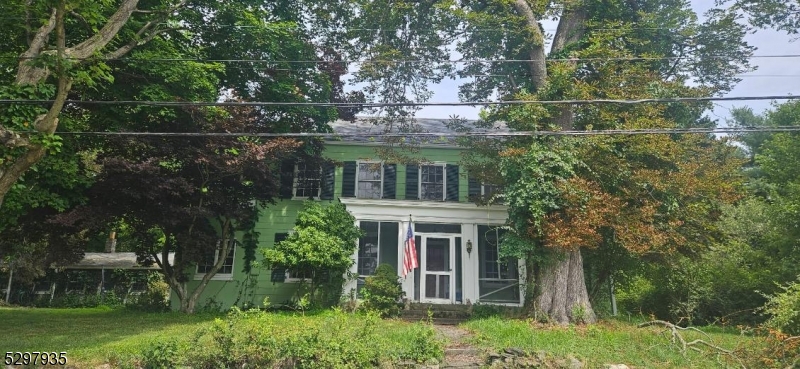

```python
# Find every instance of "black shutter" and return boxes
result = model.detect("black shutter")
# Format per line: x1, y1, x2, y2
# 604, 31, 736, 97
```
468, 174, 481, 200
321, 162, 335, 200
279, 161, 295, 199
383, 164, 396, 199
446, 164, 459, 202
271, 233, 289, 282
405, 164, 419, 200
342, 161, 357, 198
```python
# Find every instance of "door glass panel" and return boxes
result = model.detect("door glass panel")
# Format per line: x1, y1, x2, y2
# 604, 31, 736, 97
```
425, 275, 437, 298
425, 238, 450, 272
438, 275, 450, 299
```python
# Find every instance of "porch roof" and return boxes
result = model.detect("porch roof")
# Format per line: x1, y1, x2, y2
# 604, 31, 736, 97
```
61, 252, 174, 270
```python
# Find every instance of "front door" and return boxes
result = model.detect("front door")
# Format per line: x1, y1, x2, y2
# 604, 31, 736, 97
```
420, 236, 455, 303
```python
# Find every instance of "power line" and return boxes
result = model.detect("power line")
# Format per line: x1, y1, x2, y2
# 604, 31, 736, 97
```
5, 54, 800, 64
2, 95, 799, 108
53, 126, 800, 138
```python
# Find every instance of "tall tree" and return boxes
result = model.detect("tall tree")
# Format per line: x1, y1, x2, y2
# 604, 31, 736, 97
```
339, 0, 752, 323
0, 0, 198, 210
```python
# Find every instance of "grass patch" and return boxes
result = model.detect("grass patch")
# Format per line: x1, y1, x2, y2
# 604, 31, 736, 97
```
463, 317, 758, 368
0, 306, 217, 366
0, 307, 443, 368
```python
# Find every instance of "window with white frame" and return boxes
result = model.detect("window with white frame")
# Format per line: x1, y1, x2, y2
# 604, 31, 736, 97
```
196, 240, 236, 279
357, 161, 383, 199
420, 164, 446, 201
274, 231, 312, 282
294, 163, 322, 198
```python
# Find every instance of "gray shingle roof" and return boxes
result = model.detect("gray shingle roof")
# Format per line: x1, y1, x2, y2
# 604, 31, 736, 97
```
328, 118, 508, 143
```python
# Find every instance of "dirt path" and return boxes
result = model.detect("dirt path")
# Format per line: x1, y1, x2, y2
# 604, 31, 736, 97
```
435, 324, 483, 368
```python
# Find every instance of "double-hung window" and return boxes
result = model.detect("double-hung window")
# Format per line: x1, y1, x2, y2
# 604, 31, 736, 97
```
195, 239, 236, 280
419, 164, 446, 201
357, 161, 383, 199
294, 163, 322, 199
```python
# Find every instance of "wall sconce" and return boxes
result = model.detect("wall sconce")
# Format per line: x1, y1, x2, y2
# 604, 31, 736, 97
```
466, 240, 473, 255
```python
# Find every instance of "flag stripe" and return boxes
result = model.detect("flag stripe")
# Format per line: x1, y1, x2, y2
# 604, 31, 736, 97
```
402, 222, 418, 277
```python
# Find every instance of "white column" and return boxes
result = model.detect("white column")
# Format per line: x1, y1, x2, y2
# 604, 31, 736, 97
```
344, 220, 360, 299
462, 223, 480, 304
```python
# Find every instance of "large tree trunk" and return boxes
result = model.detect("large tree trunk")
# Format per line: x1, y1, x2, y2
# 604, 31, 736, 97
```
511, 0, 594, 324
534, 249, 596, 324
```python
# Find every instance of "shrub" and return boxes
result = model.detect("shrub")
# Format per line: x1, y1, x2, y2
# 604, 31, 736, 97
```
360, 263, 403, 317
399, 321, 444, 364
131, 277, 170, 312
140, 340, 180, 369
761, 276, 800, 335
186, 308, 444, 368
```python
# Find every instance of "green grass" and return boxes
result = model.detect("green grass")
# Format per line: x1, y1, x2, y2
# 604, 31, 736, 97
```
463, 316, 759, 368
0, 307, 442, 367
0, 306, 218, 366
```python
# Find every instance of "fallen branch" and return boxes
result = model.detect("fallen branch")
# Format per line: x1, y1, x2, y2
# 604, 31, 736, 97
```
638, 320, 744, 368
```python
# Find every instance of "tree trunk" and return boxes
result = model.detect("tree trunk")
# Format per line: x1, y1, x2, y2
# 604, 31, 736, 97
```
534, 248, 596, 324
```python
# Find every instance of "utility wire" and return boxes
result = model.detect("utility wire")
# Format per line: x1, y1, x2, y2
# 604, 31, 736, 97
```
2, 95, 799, 107
53, 126, 800, 138
5, 54, 800, 64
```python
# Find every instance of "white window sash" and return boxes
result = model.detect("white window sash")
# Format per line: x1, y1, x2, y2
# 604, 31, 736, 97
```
356, 161, 384, 199
418, 163, 447, 201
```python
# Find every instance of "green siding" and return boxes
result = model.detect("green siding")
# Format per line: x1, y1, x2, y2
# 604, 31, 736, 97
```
173, 142, 470, 311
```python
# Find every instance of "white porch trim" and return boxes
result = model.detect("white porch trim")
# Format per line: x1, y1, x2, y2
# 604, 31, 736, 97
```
342, 199, 522, 306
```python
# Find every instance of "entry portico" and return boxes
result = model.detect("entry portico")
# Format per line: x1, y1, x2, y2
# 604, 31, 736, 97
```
342, 198, 525, 306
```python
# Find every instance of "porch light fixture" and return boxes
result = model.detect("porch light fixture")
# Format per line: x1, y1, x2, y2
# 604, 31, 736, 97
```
466, 240, 473, 255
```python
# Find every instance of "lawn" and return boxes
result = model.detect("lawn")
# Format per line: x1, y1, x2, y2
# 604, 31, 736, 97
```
463, 316, 761, 368
1, 306, 767, 368
0, 306, 218, 366
0, 307, 442, 368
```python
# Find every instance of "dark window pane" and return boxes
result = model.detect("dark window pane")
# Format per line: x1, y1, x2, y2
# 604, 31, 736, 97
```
420, 165, 444, 200
295, 163, 321, 198
379, 222, 399, 269
415, 223, 461, 233
425, 238, 450, 272
358, 221, 379, 276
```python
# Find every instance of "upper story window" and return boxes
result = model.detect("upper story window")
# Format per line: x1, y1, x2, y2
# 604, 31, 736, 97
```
420, 164, 446, 201
196, 239, 236, 280
357, 162, 383, 199
405, 164, 459, 202
294, 163, 322, 199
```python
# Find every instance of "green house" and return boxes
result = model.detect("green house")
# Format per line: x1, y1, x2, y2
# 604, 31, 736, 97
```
177, 119, 524, 310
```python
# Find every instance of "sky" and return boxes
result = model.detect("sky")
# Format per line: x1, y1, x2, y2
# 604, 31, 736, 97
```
408, 1, 800, 123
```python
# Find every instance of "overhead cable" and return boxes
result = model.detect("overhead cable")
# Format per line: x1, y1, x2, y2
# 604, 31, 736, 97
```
2, 95, 799, 108
52, 126, 800, 138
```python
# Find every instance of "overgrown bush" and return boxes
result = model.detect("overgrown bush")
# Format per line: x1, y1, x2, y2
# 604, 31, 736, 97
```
184, 307, 443, 368
761, 276, 800, 335
360, 263, 403, 317
263, 201, 363, 308
140, 340, 180, 369
131, 277, 170, 312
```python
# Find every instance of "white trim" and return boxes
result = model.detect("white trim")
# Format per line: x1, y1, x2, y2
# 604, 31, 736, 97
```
420, 235, 456, 303
194, 241, 236, 281
340, 198, 508, 224
418, 163, 447, 201
292, 163, 322, 200
283, 269, 310, 283
356, 160, 384, 199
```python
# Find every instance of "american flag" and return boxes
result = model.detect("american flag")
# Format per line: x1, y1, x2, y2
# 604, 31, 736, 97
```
402, 222, 418, 278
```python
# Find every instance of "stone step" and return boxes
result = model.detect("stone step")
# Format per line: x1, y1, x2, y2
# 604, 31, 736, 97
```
407, 303, 471, 312
400, 316, 467, 325
401, 309, 471, 319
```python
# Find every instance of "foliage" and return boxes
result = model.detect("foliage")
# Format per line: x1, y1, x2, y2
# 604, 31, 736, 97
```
131, 277, 171, 313
727, 0, 800, 35
140, 340, 180, 369
263, 201, 363, 308
761, 276, 800, 335
187, 308, 443, 368
359, 263, 403, 318
465, 317, 752, 368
